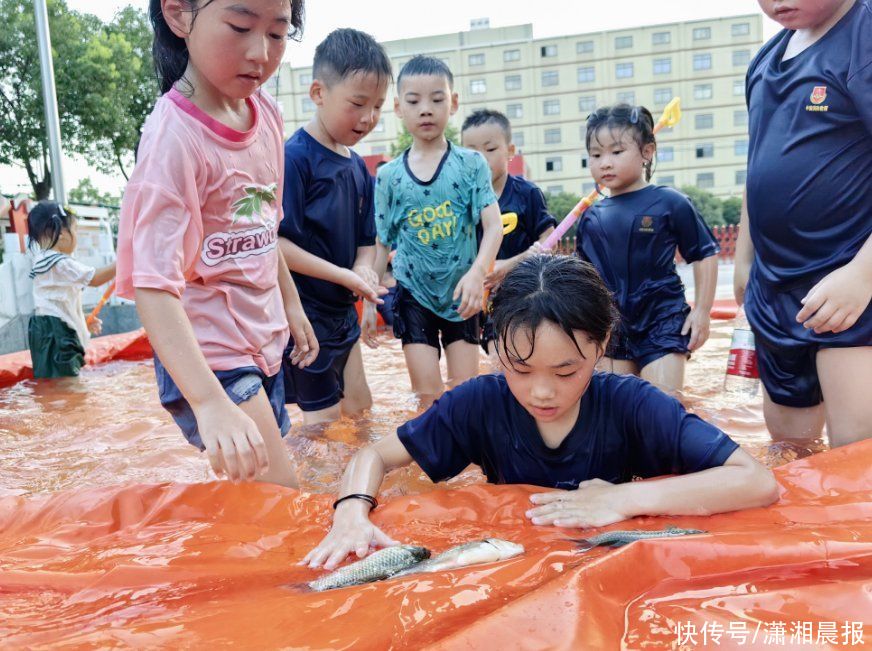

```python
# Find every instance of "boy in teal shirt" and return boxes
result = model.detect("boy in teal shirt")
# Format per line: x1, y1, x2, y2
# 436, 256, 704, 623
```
364, 56, 502, 406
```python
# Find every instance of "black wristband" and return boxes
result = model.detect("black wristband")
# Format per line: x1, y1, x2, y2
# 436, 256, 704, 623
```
332, 493, 378, 511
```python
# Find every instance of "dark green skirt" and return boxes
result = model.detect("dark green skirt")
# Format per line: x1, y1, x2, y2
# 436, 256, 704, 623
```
28, 315, 85, 378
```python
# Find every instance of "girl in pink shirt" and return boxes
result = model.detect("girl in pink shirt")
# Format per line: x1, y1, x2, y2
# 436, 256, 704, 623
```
117, 0, 315, 486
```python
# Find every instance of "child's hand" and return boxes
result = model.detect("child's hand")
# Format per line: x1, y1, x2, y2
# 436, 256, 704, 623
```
484, 260, 510, 291
286, 306, 319, 369
87, 317, 103, 336
361, 302, 380, 349
530, 241, 553, 256
681, 308, 711, 351
526, 479, 631, 528
342, 268, 385, 305
795, 262, 872, 334
194, 397, 269, 482
301, 503, 398, 570
453, 266, 485, 320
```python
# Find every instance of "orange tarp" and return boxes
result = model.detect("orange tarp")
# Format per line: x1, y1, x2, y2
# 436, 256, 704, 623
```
1, 440, 870, 649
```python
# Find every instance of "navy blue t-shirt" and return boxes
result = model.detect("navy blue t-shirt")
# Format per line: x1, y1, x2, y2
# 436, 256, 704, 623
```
746, 0, 872, 287
279, 128, 377, 317
576, 185, 718, 331
477, 175, 557, 259
397, 372, 738, 488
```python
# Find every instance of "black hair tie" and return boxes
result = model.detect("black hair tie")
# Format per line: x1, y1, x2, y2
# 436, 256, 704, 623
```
332, 493, 378, 511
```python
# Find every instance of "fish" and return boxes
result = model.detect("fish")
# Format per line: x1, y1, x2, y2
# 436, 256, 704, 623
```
393, 538, 525, 577
307, 545, 430, 592
571, 526, 706, 552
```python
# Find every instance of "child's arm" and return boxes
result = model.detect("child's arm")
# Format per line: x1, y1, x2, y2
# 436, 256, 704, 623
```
88, 262, 117, 287
302, 433, 413, 569
135, 287, 269, 482
361, 240, 391, 349
485, 226, 556, 290
276, 247, 319, 369
526, 447, 778, 528
352, 245, 380, 296
734, 189, 754, 306
795, 234, 872, 334
681, 255, 718, 351
455, 203, 502, 319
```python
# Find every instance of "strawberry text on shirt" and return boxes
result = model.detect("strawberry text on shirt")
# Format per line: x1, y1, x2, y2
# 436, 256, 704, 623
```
202, 221, 278, 266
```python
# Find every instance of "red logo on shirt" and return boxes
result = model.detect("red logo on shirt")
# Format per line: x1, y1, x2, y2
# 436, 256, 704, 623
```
810, 86, 827, 105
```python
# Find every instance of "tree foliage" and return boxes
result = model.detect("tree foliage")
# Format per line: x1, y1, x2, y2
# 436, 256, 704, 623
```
722, 196, 742, 225
389, 123, 460, 158
545, 191, 583, 224
68, 177, 120, 206
681, 185, 725, 227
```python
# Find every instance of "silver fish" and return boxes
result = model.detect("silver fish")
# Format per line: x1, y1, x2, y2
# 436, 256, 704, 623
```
308, 545, 430, 591
572, 526, 706, 552
394, 538, 525, 577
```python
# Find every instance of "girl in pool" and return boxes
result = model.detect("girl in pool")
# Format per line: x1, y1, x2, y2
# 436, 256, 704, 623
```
304, 255, 778, 569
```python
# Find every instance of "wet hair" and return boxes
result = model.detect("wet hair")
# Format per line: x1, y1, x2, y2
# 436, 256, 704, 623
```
461, 109, 512, 143
26, 201, 76, 251
396, 55, 454, 92
313, 28, 392, 87
585, 103, 657, 181
490, 254, 619, 365
149, 0, 305, 94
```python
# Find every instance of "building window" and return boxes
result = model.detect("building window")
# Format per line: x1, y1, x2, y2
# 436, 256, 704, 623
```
696, 143, 714, 159
615, 35, 633, 49
470, 79, 487, 95
653, 58, 672, 75
468, 53, 485, 66
543, 99, 561, 116
373, 118, 385, 132
734, 110, 748, 127
735, 139, 749, 156
694, 83, 714, 100
301, 98, 315, 113
581, 154, 588, 168
654, 88, 672, 105
503, 49, 521, 63
577, 66, 595, 83
693, 26, 712, 40
693, 53, 713, 71
617, 91, 635, 104
734, 80, 746, 96
547, 185, 564, 194
299, 72, 312, 86
652, 31, 671, 45
507, 103, 523, 119
658, 146, 675, 162
576, 40, 594, 54
695, 113, 714, 129
697, 172, 715, 188
542, 70, 559, 87
579, 95, 597, 113
514, 131, 525, 148
615, 62, 634, 79
541, 44, 557, 57
658, 175, 675, 186
736, 169, 747, 185
732, 22, 750, 36
733, 49, 751, 66
505, 74, 522, 91
545, 157, 563, 172
544, 128, 561, 144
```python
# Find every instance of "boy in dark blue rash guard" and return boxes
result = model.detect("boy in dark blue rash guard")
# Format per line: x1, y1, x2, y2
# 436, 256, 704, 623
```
278, 29, 391, 426
577, 105, 720, 394
302, 256, 777, 570
735, 0, 872, 448
461, 109, 557, 357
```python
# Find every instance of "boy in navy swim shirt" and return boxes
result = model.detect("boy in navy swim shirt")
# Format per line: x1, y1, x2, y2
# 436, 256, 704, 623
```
304, 256, 777, 569
279, 29, 391, 425
461, 109, 557, 356
736, 0, 872, 447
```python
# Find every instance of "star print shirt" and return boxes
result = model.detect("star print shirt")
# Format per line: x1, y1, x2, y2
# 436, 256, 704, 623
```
116, 88, 289, 375
375, 143, 498, 321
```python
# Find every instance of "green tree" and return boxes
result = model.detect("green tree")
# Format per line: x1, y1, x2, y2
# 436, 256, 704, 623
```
68, 177, 120, 206
681, 185, 725, 227
722, 196, 742, 225
545, 191, 583, 223
389, 123, 460, 158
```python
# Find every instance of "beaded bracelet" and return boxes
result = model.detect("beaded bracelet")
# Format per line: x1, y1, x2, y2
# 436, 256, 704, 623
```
332, 493, 378, 511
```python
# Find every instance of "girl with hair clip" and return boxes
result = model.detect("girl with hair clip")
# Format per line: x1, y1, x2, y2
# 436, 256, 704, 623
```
115, 0, 317, 486
576, 104, 719, 393
302, 255, 777, 571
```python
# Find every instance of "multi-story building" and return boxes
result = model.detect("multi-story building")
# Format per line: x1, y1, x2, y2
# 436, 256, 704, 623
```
270, 15, 764, 198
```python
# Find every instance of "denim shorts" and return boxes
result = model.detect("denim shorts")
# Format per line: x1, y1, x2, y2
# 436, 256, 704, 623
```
154, 355, 291, 450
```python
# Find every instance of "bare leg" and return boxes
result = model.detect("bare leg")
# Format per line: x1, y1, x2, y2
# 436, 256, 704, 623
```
339, 341, 373, 416
640, 353, 686, 393
444, 340, 480, 388
762, 385, 825, 442
598, 357, 639, 376
236, 387, 298, 488
403, 343, 444, 409
300, 403, 342, 427
817, 347, 872, 448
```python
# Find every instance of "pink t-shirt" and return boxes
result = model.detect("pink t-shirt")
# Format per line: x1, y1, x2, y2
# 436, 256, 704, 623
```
116, 88, 289, 376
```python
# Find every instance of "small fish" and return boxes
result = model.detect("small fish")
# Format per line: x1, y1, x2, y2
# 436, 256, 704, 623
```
394, 538, 525, 577
308, 545, 430, 592
571, 526, 706, 552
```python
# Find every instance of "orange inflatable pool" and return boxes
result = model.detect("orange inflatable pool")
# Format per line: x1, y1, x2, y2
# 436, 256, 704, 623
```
1, 320, 869, 649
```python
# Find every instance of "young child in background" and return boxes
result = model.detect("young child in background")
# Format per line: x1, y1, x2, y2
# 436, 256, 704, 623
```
117, 0, 316, 487
735, 0, 872, 448
303, 255, 777, 570
27, 202, 116, 378
460, 108, 557, 357
279, 28, 392, 426
365, 56, 503, 406
577, 104, 719, 393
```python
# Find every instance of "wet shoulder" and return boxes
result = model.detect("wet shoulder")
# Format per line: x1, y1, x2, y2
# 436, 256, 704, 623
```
588, 371, 665, 413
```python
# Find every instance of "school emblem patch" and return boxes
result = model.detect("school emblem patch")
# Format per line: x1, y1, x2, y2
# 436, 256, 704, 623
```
810, 86, 827, 105
638, 215, 655, 233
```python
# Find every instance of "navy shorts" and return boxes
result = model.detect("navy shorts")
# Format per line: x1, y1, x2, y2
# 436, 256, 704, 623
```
154, 356, 290, 451
376, 285, 397, 328
392, 283, 479, 355
283, 306, 359, 412
745, 272, 872, 408
608, 306, 690, 370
